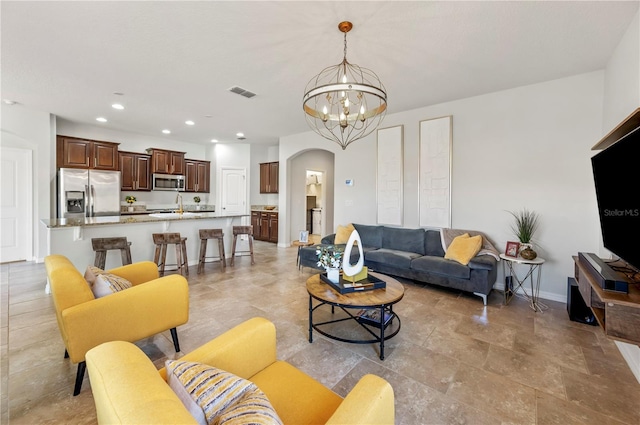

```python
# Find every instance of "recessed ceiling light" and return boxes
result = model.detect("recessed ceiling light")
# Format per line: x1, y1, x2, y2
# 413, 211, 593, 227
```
2, 99, 17, 105
162, 129, 171, 134
96, 117, 107, 122
112, 103, 124, 110
210, 139, 219, 143
185, 120, 195, 126
236, 132, 244, 138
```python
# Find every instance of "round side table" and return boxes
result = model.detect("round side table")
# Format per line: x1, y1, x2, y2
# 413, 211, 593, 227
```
500, 253, 546, 312
292, 240, 314, 269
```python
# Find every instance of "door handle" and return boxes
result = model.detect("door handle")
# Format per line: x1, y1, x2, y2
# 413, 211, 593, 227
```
84, 185, 90, 217
90, 185, 96, 217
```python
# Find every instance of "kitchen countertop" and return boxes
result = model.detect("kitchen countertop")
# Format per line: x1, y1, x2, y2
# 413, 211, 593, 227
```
41, 212, 248, 229
251, 209, 278, 212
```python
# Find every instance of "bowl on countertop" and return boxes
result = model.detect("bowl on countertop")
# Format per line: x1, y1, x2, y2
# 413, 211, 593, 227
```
264, 206, 276, 210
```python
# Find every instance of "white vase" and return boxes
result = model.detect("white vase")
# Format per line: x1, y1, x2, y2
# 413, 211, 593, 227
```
326, 268, 340, 284
196, 205, 201, 210
127, 206, 134, 212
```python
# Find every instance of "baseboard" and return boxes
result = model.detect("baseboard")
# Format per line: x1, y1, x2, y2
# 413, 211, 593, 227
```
615, 341, 640, 384
493, 282, 567, 304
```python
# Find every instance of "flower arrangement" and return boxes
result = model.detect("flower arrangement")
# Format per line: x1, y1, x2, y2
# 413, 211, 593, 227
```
316, 245, 344, 269
193, 196, 201, 204
125, 195, 136, 204
507, 208, 539, 244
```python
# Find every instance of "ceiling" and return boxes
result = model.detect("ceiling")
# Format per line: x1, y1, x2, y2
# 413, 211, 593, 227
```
2, 1, 638, 146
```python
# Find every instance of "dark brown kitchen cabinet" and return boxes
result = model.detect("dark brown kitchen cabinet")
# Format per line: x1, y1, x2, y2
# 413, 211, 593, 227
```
251, 212, 260, 236
146, 148, 185, 175
259, 162, 279, 193
119, 151, 151, 191
185, 159, 210, 193
254, 211, 278, 243
57, 136, 119, 170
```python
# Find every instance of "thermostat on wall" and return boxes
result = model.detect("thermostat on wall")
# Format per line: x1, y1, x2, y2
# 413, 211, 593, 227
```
345, 179, 354, 186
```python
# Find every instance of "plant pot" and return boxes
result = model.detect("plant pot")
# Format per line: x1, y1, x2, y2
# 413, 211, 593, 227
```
326, 268, 340, 284
127, 206, 134, 212
520, 245, 537, 260
196, 205, 201, 211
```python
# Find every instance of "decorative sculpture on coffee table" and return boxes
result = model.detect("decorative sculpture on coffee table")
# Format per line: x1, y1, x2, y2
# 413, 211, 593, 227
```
343, 230, 368, 282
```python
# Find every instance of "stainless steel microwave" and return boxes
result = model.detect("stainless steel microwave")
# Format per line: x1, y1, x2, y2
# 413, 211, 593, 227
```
152, 173, 185, 191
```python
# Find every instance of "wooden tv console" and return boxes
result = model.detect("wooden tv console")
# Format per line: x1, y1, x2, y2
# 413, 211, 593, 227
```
573, 255, 640, 345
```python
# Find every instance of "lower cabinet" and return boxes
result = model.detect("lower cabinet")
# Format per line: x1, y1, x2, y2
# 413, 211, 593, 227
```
252, 211, 278, 243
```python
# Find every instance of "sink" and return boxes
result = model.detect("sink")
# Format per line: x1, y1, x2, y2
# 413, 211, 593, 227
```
149, 212, 201, 219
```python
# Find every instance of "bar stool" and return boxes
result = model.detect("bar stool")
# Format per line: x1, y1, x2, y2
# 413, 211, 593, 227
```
91, 237, 132, 269
230, 225, 255, 266
198, 229, 226, 273
152, 233, 189, 276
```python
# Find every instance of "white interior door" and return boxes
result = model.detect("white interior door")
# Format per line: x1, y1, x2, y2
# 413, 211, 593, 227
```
221, 168, 246, 215
1, 147, 32, 263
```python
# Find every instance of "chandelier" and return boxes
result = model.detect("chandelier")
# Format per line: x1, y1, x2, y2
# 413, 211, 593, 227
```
303, 21, 387, 150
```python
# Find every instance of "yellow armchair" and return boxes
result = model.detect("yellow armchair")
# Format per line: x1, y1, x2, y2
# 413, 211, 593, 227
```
86, 317, 394, 424
44, 255, 189, 396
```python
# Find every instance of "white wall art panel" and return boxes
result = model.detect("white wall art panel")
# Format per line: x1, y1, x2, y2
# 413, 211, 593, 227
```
419, 116, 452, 228
376, 125, 403, 226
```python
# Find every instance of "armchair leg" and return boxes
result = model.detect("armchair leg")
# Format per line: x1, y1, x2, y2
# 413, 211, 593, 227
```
64, 349, 69, 359
170, 327, 181, 353
73, 361, 86, 396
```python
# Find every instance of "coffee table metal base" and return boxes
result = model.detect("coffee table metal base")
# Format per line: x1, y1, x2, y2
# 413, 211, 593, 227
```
308, 298, 401, 360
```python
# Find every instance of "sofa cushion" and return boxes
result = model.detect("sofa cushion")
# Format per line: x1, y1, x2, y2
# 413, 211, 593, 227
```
366, 249, 422, 269
382, 227, 426, 255
425, 230, 446, 257
166, 360, 282, 425
334, 223, 356, 244
411, 256, 471, 280
444, 234, 482, 265
468, 255, 497, 271
92, 272, 132, 298
353, 223, 383, 248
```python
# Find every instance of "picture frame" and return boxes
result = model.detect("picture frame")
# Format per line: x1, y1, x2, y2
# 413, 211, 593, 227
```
299, 230, 309, 243
505, 241, 520, 258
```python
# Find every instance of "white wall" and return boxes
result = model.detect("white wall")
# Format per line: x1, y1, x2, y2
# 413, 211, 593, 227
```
601, 9, 640, 384
281, 71, 605, 302
0, 104, 55, 261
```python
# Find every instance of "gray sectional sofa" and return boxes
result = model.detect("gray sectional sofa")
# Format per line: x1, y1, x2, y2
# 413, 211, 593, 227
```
299, 223, 498, 305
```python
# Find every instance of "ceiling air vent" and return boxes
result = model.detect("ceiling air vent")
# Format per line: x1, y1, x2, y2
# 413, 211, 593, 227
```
228, 86, 257, 99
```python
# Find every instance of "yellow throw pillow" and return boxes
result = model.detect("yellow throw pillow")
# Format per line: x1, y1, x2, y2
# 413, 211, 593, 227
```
334, 223, 356, 244
444, 234, 482, 265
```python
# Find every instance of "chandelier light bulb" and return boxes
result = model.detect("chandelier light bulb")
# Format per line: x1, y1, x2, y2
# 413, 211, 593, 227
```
342, 75, 347, 84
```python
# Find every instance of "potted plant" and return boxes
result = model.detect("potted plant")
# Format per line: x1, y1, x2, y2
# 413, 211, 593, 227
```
125, 195, 136, 212
193, 196, 201, 210
316, 245, 344, 283
508, 208, 539, 260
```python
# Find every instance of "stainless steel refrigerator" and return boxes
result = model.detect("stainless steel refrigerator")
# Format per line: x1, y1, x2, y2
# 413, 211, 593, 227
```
58, 168, 121, 218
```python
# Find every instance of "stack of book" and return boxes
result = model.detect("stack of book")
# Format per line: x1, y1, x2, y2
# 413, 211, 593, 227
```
356, 309, 393, 328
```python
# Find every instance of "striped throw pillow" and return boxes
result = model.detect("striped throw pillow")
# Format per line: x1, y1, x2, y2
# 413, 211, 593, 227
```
92, 273, 132, 298
165, 360, 282, 425
84, 265, 104, 287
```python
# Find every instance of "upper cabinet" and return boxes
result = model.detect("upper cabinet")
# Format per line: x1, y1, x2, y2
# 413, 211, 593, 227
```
146, 148, 185, 175
119, 151, 151, 191
259, 162, 279, 194
185, 159, 210, 193
57, 136, 119, 170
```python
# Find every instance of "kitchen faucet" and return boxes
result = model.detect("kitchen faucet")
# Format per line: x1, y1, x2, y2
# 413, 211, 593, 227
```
175, 194, 183, 214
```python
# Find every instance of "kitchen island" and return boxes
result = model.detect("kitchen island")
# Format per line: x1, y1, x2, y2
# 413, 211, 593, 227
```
41, 212, 250, 272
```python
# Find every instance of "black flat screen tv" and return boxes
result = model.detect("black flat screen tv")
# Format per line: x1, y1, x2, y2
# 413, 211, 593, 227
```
591, 125, 640, 271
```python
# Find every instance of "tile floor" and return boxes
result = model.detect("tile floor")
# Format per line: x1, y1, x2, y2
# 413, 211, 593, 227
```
2, 240, 639, 424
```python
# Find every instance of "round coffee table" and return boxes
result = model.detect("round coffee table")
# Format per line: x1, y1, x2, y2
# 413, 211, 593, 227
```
306, 272, 404, 360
